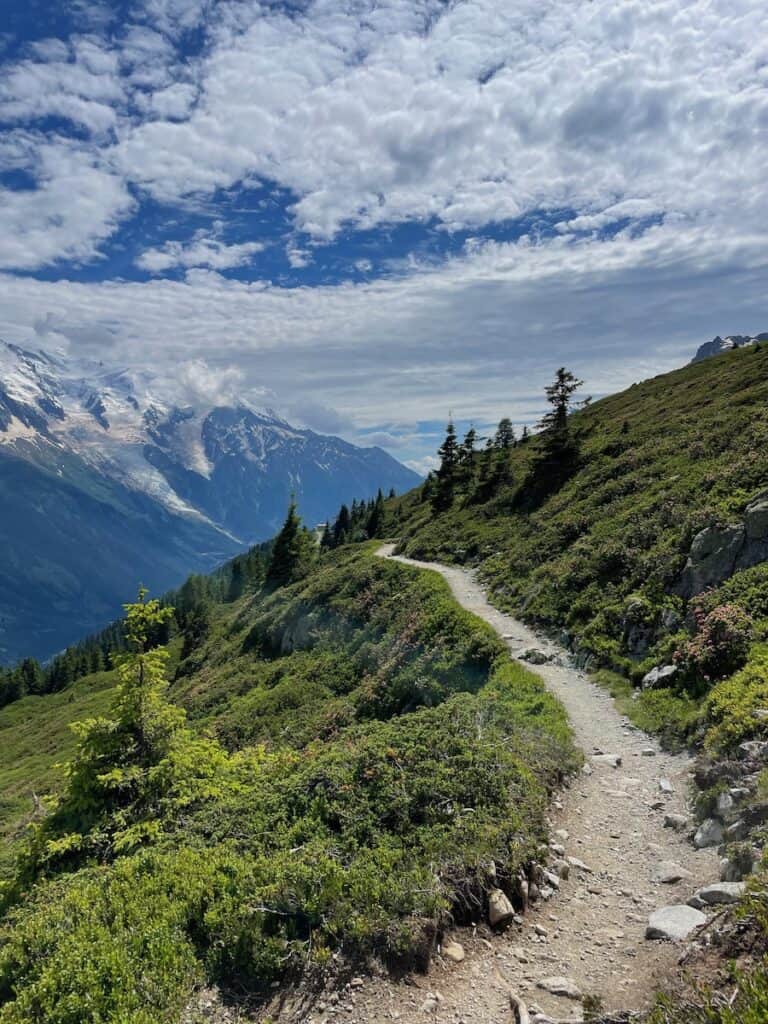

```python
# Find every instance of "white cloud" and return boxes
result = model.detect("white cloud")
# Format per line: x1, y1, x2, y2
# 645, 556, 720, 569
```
405, 455, 437, 477
286, 246, 312, 269
1, 214, 766, 448
0, 0, 766, 468
0, 0, 766, 278
0, 139, 133, 270
136, 233, 264, 272
110, 0, 768, 245
288, 399, 351, 435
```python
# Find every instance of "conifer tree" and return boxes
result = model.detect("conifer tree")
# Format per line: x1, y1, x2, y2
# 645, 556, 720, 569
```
266, 500, 315, 587
31, 590, 225, 865
494, 417, 515, 450
366, 489, 386, 537
432, 420, 460, 511
536, 367, 584, 480
539, 367, 583, 438
332, 503, 351, 546
227, 560, 246, 602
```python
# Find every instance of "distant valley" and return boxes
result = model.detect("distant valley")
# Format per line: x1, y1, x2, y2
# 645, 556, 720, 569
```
0, 342, 419, 662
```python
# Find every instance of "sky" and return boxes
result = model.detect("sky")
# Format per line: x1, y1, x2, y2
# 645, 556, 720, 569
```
0, 0, 766, 474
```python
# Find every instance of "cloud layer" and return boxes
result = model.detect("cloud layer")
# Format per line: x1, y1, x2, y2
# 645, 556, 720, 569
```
0, 0, 766, 461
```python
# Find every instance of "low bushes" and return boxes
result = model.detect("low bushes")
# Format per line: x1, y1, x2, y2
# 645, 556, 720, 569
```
0, 548, 578, 1022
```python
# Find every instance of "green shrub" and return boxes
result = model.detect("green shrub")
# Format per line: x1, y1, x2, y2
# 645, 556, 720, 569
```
0, 548, 578, 1020
705, 646, 768, 753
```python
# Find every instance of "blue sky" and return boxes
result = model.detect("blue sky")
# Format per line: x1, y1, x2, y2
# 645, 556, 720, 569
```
0, 0, 766, 473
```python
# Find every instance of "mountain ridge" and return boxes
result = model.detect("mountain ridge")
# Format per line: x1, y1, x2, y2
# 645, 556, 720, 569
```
0, 341, 419, 662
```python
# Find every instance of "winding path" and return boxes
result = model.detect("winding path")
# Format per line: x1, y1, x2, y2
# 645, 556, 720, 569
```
361, 545, 719, 1021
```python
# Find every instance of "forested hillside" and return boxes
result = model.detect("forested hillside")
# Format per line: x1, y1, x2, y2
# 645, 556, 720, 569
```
0, 542, 576, 1022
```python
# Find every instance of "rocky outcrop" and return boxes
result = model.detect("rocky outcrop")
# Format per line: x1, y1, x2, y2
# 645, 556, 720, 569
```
676, 489, 768, 598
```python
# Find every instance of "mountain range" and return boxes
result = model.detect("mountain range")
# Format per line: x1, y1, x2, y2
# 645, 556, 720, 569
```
0, 341, 419, 663
691, 331, 768, 362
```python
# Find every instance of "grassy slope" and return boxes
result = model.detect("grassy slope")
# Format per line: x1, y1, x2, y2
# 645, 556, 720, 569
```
396, 343, 768, 746
391, 346, 768, 1023
0, 672, 116, 878
0, 545, 578, 1023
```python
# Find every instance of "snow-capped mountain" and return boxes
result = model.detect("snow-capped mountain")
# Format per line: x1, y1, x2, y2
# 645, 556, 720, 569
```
691, 332, 768, 363
0, 341, 420, 663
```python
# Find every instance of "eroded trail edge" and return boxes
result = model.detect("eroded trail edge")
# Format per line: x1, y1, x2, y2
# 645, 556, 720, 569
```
351, 545, 720, 1023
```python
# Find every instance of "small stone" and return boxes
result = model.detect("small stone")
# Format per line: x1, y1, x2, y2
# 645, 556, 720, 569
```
519, 648, 552, 665
663, 813, 688, 831
641, 748, 656, 757
488, 887, 515, 927
536, 976, 582, 1000
659, 778, 674, 794
592, 753, 622, 768
567, 855, 593, 873
651, 861, 693, 884
442, 940, 465, 963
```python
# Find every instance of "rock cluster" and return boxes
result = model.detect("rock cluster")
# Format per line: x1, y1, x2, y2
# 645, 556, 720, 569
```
677, 488, 768, 598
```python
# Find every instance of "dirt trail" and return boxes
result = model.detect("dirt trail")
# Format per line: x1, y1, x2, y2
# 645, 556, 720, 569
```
264, 547, 720, 1024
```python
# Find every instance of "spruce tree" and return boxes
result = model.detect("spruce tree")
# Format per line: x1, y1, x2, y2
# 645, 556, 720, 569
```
539, 367, 583, 438
30, 589, 225, 866
432, 420, 460, 511
367, 489, 386, 537
332, 503, 351, 546
266, 500, 315, 587
494, 417, 515, 450
535, 367, 584, 482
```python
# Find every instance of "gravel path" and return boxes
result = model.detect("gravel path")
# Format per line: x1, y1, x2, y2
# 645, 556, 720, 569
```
260, 548, 720, 1024
357, 547, 718, 1021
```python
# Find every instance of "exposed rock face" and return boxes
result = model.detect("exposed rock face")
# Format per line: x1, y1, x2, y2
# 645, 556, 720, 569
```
677, 489, 768, 598
646, 905, 707, 941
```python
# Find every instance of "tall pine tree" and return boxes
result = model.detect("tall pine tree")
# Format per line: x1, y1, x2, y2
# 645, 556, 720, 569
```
432, 420, 460, 511
266, 500, 315, 587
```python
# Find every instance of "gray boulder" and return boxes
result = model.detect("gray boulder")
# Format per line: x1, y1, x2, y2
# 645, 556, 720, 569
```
519, 648, 552, 665
688, 882, 745, 908
642, 664, 678, 690
646, 905, 707, 941
536, 976, 582, 999
694, 818, 724, 849
651, 860, 693, 884
663, 813, 688, 831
